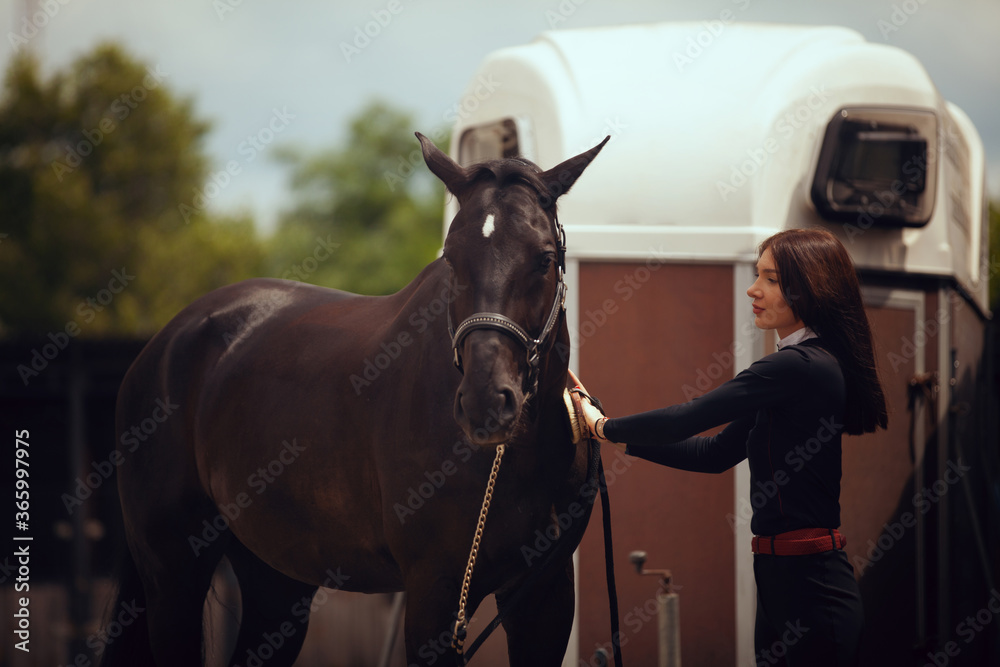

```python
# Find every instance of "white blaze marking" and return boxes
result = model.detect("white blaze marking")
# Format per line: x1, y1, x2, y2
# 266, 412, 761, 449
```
482, 213, 495, 238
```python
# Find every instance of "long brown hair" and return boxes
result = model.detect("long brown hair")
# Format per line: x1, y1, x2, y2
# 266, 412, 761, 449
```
760, 228, 888, 435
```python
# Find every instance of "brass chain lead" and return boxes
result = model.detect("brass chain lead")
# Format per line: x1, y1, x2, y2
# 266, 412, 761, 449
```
452, 443, 506, 655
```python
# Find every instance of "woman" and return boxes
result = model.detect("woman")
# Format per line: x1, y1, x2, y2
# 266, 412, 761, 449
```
580, 228, 887, 666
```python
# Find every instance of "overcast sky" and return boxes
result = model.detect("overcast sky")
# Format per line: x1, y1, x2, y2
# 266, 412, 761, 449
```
3, 0, 998, 233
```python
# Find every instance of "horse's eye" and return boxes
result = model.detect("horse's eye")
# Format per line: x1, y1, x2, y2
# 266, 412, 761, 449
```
537, 253, 555, 273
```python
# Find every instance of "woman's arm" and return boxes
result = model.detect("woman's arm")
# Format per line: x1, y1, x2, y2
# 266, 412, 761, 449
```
621, 413, 753, 473
602, 350, 803, 445
581, 349, 806, 469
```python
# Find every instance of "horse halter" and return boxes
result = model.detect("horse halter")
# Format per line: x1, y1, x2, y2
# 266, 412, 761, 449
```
447, 215, 567, 398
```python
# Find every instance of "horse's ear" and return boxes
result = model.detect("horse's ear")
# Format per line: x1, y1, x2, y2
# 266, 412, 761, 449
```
539, 136, 610, 207
416, 132, 468, 195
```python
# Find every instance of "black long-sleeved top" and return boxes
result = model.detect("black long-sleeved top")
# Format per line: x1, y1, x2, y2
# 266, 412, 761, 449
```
604, 338, 847, 536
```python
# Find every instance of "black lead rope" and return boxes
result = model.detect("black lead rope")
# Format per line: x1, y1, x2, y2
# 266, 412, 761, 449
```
597, 454, 624, 667
461, 435, 623, 666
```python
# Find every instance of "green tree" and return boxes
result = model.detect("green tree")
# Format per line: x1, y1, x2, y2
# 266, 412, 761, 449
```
0, 44, 264, 337
268, 100, 445, 295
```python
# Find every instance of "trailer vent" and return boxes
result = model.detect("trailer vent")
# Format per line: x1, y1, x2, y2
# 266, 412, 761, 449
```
811, 107, 937, 228
458, 118, 519, 165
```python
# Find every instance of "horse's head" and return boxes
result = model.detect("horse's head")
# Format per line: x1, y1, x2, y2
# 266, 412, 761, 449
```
417, 133, 608, 447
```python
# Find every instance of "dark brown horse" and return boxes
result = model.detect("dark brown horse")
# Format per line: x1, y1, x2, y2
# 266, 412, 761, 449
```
105, 133, 609, 666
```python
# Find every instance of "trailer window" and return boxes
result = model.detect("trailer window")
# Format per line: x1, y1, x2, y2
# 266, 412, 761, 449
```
811, 108, 937, 227
458, 119, 519, 165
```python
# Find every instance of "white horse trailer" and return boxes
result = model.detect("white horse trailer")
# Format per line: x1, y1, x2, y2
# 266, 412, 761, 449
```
445, 23, 997, 666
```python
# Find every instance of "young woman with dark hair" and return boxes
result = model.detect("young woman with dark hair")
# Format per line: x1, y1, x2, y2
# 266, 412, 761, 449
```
580, 228, 887, 666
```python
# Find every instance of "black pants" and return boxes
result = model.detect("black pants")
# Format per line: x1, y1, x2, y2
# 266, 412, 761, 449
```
753, 549, 863, 667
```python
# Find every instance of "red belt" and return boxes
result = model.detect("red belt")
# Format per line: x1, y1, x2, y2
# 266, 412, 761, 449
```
752, 528, 846, 556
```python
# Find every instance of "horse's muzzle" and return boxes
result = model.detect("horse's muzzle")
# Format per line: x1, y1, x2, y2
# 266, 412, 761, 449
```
453, 336, 524, 446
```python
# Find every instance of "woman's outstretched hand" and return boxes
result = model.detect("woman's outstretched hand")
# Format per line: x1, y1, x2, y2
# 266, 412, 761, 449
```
579, 398, 606, 439
568, 370, 626, 452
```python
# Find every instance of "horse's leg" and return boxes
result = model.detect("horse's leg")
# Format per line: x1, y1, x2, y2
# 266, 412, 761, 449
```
133, 504, 231, 666
225, 538, 318, 667
401, 570, 469, 667
497, 558, 577, 666
98, 542, 156, 667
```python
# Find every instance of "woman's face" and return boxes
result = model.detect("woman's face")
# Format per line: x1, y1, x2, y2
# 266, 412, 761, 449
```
747, 247, 803, 339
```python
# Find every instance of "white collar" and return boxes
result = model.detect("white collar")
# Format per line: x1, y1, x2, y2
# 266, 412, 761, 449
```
777, 326, 818, 350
